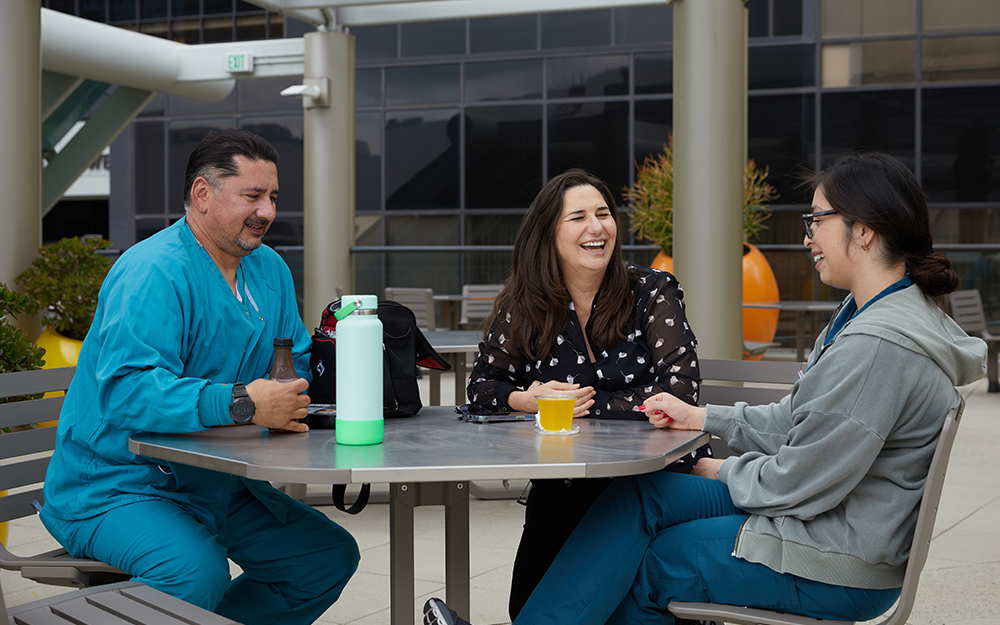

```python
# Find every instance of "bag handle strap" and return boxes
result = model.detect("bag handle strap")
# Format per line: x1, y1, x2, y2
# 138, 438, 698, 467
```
331, 483, 371, 514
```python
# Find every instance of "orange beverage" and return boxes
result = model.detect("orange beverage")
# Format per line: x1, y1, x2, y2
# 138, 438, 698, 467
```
536, 395, 576, 432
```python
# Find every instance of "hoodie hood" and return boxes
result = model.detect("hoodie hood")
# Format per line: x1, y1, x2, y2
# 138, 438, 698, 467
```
834, 285, 987, 387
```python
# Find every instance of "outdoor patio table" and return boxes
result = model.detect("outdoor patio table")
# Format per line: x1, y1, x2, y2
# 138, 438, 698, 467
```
425, 330, 481, 405
743, 300, 841, 361
129, 406, 709, 625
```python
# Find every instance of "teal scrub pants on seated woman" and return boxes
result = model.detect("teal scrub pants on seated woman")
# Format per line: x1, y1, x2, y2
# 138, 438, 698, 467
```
40, 483, 360, 625
514, 472, 901, 625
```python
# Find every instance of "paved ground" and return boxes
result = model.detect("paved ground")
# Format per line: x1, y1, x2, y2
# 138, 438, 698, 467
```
3, 368, 998, 624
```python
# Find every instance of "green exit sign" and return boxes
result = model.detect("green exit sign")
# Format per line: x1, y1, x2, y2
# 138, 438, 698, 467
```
226, 53, 254, 74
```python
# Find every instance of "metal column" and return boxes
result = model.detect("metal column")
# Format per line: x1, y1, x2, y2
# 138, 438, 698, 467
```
1, 2, 41, 291
671, 0, 747, 360
302, 30, 355, 330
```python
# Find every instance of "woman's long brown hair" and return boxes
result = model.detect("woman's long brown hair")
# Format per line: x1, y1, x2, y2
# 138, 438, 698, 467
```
487, 169, 635, 362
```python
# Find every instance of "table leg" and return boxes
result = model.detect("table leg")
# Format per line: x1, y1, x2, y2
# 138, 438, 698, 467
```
454, 355, 467, 406
429, 370, 441, 406
390, 482, 471, 625
795, 311, 806, 362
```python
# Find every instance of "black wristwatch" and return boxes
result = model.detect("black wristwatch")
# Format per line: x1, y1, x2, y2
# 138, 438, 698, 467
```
229, 383, 256, 424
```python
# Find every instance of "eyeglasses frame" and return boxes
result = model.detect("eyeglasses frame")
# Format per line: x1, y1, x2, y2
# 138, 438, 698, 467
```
802, 209, 837, 238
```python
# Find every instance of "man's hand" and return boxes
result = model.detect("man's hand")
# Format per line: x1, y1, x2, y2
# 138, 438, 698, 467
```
246, 378, 310, 432
509, 381, 596, 417
639, 393, 706, 430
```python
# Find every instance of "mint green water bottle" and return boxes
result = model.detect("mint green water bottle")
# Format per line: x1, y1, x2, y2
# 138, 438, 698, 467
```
334, 295, 384, 445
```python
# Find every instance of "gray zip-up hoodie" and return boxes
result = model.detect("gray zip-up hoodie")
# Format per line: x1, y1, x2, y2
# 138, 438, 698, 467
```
705, 285, 986, 589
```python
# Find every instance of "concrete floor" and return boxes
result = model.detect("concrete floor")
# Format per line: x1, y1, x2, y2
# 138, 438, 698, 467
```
3, 367, 998, 624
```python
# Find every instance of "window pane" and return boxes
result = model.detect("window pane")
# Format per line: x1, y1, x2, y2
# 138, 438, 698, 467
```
109, 0, 135, 21
615, 5, 672, 45
262, 216, 303, 247
401, 20, 465, 58
922, 86, 1000, 202
268, 13, 283, 38
168, 90, 236, 117
135, 122, 164, 215
547, 55, 628, 99
928, 209, 1000, 245
355, 215, 381, 246
465, 252, 513, 285
466, 105, 543, 209
240, 117, 304, 213
467, 215, 522, 246
386, 252, 461, 293
821, 90, 915, 169
168, 120, 235, 211
541, 10, 611, 49
170, 19, 199, 43
470, 14, 537, 53
136, 218, 168, 242
79, 0, 104, 20
466, 60, 542, 102
138, 93, 165, 117
386, 216, 459, 245
548, 101, 629, 202
354, 24, 397, 61
238, 76, 306, 114
772, 0, 803, 36
634, 99, 672, 167
170, 0, 199, 17
204, 0, 232, 14
138, 21, 167, 38
204, 16, 233, 43
820, 0, 916, 37
386, 65, 459, 106
635, 53, 672, 95
747, 0, 768, 37
356, 111, 382, 211
236, 13, 266, 40
749, 45, 815, 89
385, 109, 460, 209
822, 40, 915, 87
923, 0, 1000, 33
923, 35, 1000, 83
748, 94, 815, 204
357, 69, 382, 107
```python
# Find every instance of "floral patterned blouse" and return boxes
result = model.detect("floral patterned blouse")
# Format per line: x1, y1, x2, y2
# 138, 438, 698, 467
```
468, 263, 701, 419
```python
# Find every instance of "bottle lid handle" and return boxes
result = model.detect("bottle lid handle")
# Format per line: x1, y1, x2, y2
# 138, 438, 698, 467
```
333, 298, 363, 321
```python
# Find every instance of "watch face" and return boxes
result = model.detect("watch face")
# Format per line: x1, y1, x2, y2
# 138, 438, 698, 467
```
231, 398, 255, 424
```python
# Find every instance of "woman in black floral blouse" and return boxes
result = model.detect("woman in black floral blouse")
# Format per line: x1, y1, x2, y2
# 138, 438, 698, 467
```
466, 169, 713, 620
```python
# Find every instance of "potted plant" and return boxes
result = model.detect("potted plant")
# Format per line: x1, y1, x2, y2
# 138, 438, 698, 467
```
624, 136, 781, 354
16, 236, 112, 368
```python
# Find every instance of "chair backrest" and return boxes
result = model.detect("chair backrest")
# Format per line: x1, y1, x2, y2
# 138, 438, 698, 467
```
0, 367, 73, 527
698, 359, 805, 407
385, 287, 436, 331
459, 284, 503, 327
947, 289, 987, 336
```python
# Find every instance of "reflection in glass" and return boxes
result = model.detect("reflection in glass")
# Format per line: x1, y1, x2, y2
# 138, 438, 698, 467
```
922, 0, 1000, 33
548, 101, 629, 202
262, 216, 303, 248
634, 100, 672, 167
355, 215, 381, 246
110, 0, 136, 21
354, 24, 398, 61
464, 252, 514, 286
747, 0, 768, 37
356, 112, 382, 211
467, 215, 523, 246
922, 87, 1000, 202
465, 60, 542, 102
386, 65, 459, 105
466, 106, 542, 209
236, 14, 266, 40
748, 94, 815, 204
240, 117, 304, 213
635, 53, 672, 95
238, 76, 307, 114
923, 35, 1000, 83
821, 90, 915, 169
169, 19, 199, 43
772, 0, 803, 36
204, 0, 233, 14
168, 120, 235, 211
470, 15, 537, 53
168, 90, 236, 117
170, 0, 199, 16
386, 253, 461, 294
387, 216, 459, 245
357, 69, 382, 107
547, 56, 628, 99
401, 20, 465, 57
79, 0, 104, 20
928, 209, 1000, 245
203, 16, 234, 43
541, 10, 611, 49
822, 40, 915, 88
135, 122, 165, 215
749, 45, 815, 89
615, 5, 672, 45
821, 0, 916, 38
385, 109, 460, 210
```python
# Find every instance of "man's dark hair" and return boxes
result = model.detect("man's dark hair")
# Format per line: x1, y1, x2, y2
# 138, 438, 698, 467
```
183, 129, 279, 209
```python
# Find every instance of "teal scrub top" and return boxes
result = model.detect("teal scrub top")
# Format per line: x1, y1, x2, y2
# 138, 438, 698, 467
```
42, 218, 313, 529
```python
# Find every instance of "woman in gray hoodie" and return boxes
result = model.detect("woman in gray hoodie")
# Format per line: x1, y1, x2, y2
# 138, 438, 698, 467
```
423, 152, 987, 625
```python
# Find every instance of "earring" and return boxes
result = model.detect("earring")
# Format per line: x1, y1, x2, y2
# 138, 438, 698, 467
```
862, 242, 870, 251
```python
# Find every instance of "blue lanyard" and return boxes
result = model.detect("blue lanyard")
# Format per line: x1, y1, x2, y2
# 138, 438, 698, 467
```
823, 275, 913, 349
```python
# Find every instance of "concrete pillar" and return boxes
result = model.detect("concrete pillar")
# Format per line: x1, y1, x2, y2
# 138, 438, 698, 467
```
0, 2, 42, 291
671, 0, 746, 360
302, 30, 355, 330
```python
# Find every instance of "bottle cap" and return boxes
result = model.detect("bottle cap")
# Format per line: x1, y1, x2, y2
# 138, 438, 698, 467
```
273, 337, 293, 347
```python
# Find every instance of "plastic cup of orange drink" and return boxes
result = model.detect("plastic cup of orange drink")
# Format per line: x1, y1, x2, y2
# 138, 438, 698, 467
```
536, 395, 576, 432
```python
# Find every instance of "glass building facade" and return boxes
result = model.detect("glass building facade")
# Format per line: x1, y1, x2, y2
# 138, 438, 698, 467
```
45, 0, 1000, 332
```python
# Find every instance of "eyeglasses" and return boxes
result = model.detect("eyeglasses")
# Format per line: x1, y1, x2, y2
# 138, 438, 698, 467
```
801, 210, 837, 238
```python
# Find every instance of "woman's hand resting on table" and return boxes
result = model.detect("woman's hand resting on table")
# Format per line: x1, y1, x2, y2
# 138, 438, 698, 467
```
508, 380, 596, 417
639, 392, 707, 431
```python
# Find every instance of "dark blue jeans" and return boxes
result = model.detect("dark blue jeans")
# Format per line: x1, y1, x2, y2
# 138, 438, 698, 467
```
514, 472, 900, 625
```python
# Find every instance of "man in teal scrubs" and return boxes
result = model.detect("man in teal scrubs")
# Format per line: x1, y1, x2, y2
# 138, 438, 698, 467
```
40, 130, 359, 625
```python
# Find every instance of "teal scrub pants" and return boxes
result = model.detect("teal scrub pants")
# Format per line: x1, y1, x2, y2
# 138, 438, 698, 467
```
514, 472, 901, 625
41, 483, 360, 625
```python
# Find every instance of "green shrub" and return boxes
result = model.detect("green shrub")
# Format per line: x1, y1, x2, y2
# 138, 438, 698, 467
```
0, 283, 46, 404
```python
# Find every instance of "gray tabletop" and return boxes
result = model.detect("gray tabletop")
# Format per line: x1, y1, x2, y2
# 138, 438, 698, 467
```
128, 406, 709, 485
